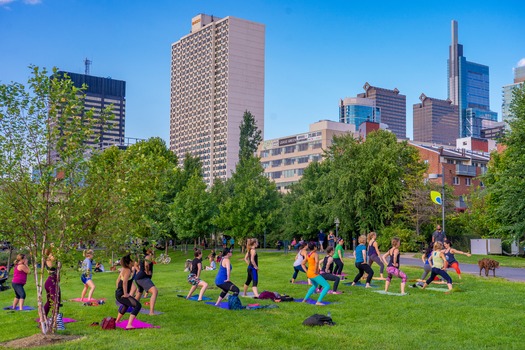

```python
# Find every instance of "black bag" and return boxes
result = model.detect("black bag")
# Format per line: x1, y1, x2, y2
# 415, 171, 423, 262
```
302, 314, 335, 326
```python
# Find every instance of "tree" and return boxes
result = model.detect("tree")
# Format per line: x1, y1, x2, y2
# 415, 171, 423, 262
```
215, 156, 281, 251
0, 66, 112, 334
483, 84, 525, 242
170, 174, 213, 249
238, 110, 262, 162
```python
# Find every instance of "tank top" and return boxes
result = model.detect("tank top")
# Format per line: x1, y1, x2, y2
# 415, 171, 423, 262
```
355, 244, 367, 263
136, 258, 154, 280
215, 259, 232, 285
368, 241, 377, 256
81, 258, 92, 277
321, 256, 333, 274
306, 252, 318, 279
12, 263, 28, 285
116, 275, 133, 296
444, 249, 457, 264
432, 251, 444, 269
293, 251, 304, 267
388, 249, 400, 268
248, 250, 258, 268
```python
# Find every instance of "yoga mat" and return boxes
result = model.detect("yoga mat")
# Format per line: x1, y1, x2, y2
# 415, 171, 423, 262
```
373, 290, 408, 296
205, 301, 230, 309
177, 294, 212, 301
116, 318, 160, 329
35, 318, 77, 323
240, 292, 256, 298
115, 300, 164, 315
293, 299, 330, 305
3, 305, 36, 311
291, 281, 309, 285
424, 287, 450, 292
70, 298, 106, 303
343, 282, 379, 288
327, 290, 343, 295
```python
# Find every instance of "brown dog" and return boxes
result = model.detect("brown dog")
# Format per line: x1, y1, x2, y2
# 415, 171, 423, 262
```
478, 258, 500, 277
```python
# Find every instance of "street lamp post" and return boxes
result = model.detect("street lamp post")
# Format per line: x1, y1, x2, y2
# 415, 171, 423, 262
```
334, 217, 340, 239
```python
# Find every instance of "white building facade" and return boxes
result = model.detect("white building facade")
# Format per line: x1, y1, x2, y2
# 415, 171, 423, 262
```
171, 14, 265, 185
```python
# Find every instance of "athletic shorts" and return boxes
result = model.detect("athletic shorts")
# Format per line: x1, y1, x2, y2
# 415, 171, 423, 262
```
136, 277, 155, 293
81, 275, 92, 284
187, 273, 201, 286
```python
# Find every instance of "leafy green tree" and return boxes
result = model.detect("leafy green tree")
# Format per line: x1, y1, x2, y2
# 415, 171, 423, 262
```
483, 84, 525, 241
238, 110, 262, 161
215, 156, 281, 251
0, 66, 112, 334
170, 174, 213, 250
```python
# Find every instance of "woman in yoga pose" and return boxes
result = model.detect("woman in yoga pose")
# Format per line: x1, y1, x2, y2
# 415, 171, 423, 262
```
116, 255, 142, 329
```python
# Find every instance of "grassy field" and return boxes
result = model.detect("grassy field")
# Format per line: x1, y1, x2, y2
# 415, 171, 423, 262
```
410, 251, 525, 268
1, 250, 524, 349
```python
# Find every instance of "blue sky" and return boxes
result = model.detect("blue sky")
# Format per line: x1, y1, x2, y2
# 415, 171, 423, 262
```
1, 0, 524, 142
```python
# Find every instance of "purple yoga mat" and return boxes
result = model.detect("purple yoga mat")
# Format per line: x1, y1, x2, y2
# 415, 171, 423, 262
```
3, 306, 36, 311
35, 317, 77, 323
116, 319, 160, 329
70, 298, 106, 303
292, 281, 309, 285
294, 299, 331, 305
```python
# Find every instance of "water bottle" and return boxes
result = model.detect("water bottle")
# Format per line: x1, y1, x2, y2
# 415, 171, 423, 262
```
327, 312, 331, 318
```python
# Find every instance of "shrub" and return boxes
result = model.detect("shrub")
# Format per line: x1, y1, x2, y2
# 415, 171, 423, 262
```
376, 224, 423, 252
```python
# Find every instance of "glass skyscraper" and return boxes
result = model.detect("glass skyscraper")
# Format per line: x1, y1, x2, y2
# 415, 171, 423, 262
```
447, 20, 497, 138
339, 97, 380, 130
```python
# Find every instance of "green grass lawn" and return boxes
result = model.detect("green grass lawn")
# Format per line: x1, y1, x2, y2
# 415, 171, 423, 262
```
1, 250, 524, 349
410, 251, 525, 268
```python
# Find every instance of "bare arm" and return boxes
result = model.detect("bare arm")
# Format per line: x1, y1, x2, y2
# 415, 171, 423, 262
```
451, 248, 471, 257
361, 249, 367, 264
244, 251, 250, 265
314, 253, 319, 275
301, 252, 308, 273
19, 263, 30, 274
121, 268, 131, 297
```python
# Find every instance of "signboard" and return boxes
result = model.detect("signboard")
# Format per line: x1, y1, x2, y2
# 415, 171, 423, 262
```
279, 136, 297, 146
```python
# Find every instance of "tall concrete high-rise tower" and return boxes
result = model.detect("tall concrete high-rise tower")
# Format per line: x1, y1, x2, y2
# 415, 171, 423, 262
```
170, 14, 265, 185
357, 83, 406, 139
447, 20, 497, 138
502, 60, 525, 125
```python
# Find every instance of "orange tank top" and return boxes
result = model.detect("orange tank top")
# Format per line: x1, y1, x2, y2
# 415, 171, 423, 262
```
306, 252, 318, 279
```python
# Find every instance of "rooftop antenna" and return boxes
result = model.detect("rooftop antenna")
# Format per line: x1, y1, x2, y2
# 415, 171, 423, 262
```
84, 58, 92, 75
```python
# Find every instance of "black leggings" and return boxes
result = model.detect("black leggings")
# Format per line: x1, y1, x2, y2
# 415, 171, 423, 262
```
12, 283, 26, 299
292, 265, 305, 280
426, 267, 452, 285
333, 258, 344, 275
116, 293, 142, 316
321, 273, 340, 291
245, 266, 258, 287
353, 262, 374, 284
217, 282, 239, 298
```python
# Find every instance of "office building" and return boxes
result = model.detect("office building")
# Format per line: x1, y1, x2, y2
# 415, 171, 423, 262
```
357, 83, 407, 139
258, 121, 356, 192
51, 71, 126, 162
447, 20, 497, 138
502, 61, 525, 125
413, 93, 458, 145
339, 97, 380, 129
170, 14, 265, 185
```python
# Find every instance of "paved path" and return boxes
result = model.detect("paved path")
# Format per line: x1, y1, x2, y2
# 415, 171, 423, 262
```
397, 254, 525, 282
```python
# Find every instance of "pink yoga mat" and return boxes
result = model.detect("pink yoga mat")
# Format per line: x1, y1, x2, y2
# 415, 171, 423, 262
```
116, 318, 160, 329
70, 298, 106, 303
35, 318, 77, 323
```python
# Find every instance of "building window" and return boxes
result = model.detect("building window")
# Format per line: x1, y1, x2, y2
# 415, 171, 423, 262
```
271, 148, 282, 156
465, 178, 471, 186
480, 180, 485, 187
260, 150, 269, 158
283, 169, 295, 178
297, 156, 309, 164
284, 146, 295, 154
271, 160, 282, 167
284, 158, 295, 166
297, 143, 308, 152
453, 176, 460, 185
310, 142, 322, 149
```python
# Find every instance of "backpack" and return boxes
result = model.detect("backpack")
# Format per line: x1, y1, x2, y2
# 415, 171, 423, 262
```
302, 314, 335, 326
227, 294, 243, 310
279, 295, 294, 302
101, 317, 116, 330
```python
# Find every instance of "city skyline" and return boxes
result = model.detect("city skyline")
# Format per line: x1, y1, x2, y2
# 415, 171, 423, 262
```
1, 0, 524, 144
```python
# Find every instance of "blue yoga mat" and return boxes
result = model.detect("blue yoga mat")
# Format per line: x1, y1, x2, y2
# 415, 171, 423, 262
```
293, 299, 331, 305
3, 305, 36, 311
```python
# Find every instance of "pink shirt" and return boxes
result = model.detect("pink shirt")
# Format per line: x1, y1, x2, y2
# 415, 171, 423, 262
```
12, 264, 28, 285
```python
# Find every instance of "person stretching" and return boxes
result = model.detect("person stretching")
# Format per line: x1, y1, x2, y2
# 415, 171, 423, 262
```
115, 255, 142, 329
186, 249, 208, 301
367, 232, 385, 279
215, 248, 240, 305
382, 237, 407, 295
422, 242, 453, 291
301, 242, 330, 305
417, 245, 433, 286
291, 242, 308, 283
44, 248, 61, 318
80, 249, 96, 301
352, 235, 375, 288
319, 246, 341, 293
243, 238, 260, 298
134, 248, 159, 315
11, 254, 29, 311
443, 239, 471, 279
332, 238, 345, 277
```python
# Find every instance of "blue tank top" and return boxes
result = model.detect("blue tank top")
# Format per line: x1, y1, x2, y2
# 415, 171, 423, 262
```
444, 249, 457, 264
215, 260, 232, 285
368, 241, 377, 256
